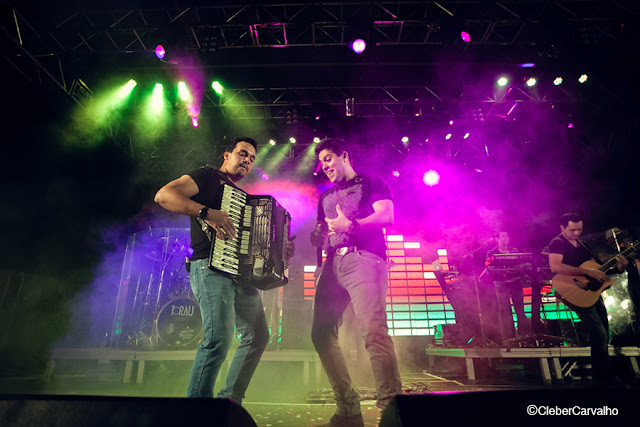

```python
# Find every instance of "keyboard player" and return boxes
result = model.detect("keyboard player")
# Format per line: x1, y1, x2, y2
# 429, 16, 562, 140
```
154, 137, 295, 402
484, 231, 530, 341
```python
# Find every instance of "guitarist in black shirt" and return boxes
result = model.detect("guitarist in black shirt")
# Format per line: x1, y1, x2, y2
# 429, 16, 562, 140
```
547, 213, 628, 387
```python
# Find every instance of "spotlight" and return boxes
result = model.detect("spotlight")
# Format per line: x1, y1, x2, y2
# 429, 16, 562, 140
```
401, 136, 409, 144
177, 81, 192, 102
269, 139, 276, 146
150, 83, 164, 113
445, 133, 452, 140
497, 77, 508, 87
191, 116, 199, 127
261, 173, 269, 181
526, 78, 537, 87
345, 98, 355, 117
351, 38, 366, 54
567, 123, 574, 129
117, 79, 137, 99
423, 170, 440, 186
553, 77, 563, 86
464, 133, 470, 139
413, 98, 422, 117
392, 170, 400, 178
289, 137, 296, 144
313, 137, 321, 143
155, 45, 166, 60
578, 74, 588, 83
460, 31, 471, 43
211, 81, 224, 95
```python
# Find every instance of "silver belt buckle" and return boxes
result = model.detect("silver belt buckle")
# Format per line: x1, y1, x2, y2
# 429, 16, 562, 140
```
336, 247, 349, 256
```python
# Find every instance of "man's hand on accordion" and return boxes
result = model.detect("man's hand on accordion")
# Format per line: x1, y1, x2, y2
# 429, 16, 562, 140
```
286, 236, 296, 261
205, 209, 237, 240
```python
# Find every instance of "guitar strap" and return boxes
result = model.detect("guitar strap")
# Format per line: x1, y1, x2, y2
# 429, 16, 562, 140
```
578, 239, 597, 261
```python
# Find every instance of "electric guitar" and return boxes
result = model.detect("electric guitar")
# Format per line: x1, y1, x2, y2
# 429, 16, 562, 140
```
552, 241, 638, 308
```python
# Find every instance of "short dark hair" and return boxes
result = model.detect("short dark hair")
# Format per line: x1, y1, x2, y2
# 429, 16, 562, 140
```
225, 137, 258, 153
560, 212, 583, 227
314, 138, 353, 162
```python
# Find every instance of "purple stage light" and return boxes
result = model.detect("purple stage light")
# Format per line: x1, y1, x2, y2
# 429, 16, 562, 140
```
261, 173, 269, 180
187, 247, 195, 258
392, 170, 400, 178
351, 39, 366, 54
423, 170, 440, 186
191, 116, 199, 127
568, 123, 574, 129
460, 31, 471, 43
155, 45, 166, 60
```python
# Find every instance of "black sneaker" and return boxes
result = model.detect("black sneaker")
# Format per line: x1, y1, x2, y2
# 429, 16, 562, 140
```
317, 413, 365, 427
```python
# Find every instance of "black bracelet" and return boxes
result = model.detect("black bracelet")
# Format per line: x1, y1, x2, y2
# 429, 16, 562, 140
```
198, 206, 209, 220
349, 220, 360, 234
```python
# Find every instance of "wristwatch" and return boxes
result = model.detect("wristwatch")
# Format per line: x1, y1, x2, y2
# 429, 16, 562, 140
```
198, 206, 209, 220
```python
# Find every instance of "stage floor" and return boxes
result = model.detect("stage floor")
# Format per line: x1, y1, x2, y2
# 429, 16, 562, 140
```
2, 347, 640, 426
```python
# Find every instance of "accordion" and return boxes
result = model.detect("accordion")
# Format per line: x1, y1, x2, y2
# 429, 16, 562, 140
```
206, 184, 291, 290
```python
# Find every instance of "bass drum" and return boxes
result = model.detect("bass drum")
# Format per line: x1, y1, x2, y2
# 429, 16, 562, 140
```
156, 298, 203, 348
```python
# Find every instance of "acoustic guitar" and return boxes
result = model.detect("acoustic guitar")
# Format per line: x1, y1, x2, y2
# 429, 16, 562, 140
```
552, 242, 638, 308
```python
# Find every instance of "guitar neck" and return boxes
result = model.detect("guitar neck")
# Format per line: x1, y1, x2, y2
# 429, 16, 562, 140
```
598, 244, 637, 272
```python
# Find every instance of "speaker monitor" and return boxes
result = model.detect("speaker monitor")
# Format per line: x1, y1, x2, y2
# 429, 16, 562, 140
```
380, 390, 637, 425
0, 395, 256, 427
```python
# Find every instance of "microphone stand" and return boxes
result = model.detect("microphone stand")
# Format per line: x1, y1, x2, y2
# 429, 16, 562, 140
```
463, 242, 498, 348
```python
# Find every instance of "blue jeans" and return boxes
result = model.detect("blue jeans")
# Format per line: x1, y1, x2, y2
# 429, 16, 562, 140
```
187, 259, 269, 402
311, 250, 402, 415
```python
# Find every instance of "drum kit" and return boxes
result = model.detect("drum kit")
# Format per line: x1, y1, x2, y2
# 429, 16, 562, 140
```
124, 235, 203, 350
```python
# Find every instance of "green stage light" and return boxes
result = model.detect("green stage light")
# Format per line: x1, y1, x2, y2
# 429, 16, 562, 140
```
211, 81, 224, 95
178, 81, 192, 102
150, 83, 165, 113
296, 141, 320, 174
117, 79, 137, 99
265, 142, 293, 172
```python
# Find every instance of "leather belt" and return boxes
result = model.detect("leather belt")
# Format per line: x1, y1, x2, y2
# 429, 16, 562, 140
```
328, 246, 358, 257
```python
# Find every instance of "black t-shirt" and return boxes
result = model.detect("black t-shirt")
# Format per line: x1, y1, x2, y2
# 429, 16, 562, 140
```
547, 234, 594, 267
317, 174, 392, 260
188, 166, 241, 261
